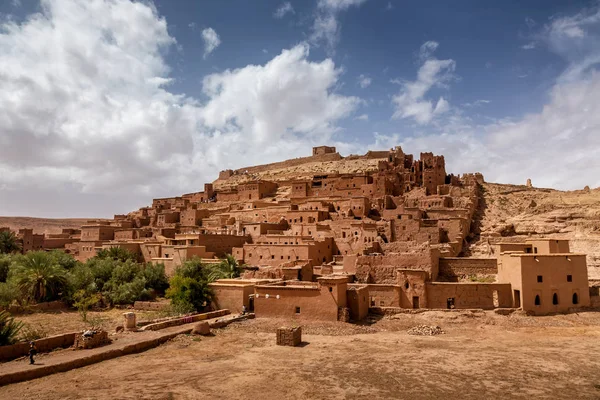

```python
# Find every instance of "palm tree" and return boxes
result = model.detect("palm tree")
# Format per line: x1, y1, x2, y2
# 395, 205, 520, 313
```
11, 251, 68, 303
0, 231, 21, 254
207, 254, 242, 282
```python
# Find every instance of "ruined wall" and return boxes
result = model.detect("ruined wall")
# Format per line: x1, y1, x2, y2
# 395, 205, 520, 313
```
366, 284, 401, 307
351, 250, 439, 283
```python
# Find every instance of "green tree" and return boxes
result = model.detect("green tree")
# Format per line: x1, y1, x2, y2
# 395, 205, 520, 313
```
0, 231, 21, 254
0, 310, 24, 346
11, 251, 68, 303
166, 257, 213, 313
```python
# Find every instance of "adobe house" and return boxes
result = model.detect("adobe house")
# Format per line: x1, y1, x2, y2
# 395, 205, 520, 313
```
497, 240, 590, 315
210, 279, 276, 314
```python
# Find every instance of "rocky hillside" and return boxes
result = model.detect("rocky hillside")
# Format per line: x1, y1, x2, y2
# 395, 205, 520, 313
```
0, 217, 95, 235
467, 183, 600, 279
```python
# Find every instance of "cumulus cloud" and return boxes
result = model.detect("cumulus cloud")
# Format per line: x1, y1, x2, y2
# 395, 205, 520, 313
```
0, 0, 361, 216
201, 27, 220, 58
392, 41, 456, 124
355, 114, 368, 121
274, 2, 294, 19
310, 0, 368, 53
357, 74, 371, 88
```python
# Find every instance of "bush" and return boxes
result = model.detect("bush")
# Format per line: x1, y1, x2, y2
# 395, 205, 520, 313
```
166, 257, 213, 313
0, 254, 11, 283
0, 281, 18, 308
73, 290, 101, 322
0, 310, 23, 346
142, 263, 169, 296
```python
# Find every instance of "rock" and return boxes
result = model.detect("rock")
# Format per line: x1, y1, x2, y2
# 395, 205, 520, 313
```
115, 325, 124, 333
191, 321, 210, 335
407, 325, 445, 336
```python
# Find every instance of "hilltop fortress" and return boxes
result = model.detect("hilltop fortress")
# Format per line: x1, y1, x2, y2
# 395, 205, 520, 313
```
2, 146, 593, 318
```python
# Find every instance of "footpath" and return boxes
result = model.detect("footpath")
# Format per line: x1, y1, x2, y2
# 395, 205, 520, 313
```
0, 312, 251, 386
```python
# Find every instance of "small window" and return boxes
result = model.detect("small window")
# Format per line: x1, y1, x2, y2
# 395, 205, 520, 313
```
534, 295, 541, 306
552, 293, 559, 305
328, 287, 332, 292
380, 300, 385, 306
534, 247, 538, 254
567, 275, 572, 282
537, 275, 543, 283
573, 293, 579, 305
295, 307, 300, 314
405, 282, 409, 290
271, 255, 274, 259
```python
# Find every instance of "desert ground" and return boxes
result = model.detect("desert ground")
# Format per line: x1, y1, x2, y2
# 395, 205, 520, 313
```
2, 310, 600, 400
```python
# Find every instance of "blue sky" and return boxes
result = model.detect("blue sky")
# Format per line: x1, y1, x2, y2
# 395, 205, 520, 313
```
1, 0, 600, 217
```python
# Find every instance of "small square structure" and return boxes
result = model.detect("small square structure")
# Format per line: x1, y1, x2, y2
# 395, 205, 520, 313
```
276, 327, 302, 346
74, 331, 110, 349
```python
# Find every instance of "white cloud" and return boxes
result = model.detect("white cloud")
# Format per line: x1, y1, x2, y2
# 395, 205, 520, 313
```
310, 0, 369, 53
274, 2, 294, 19
357, 74, 371, 88
188, 22, 196, 30
521, 42, 536, 50
379, 6, 600, 190
0, 0, 361, 216
385, 2, 393, 11
463, 99, 490, 108
392, 41, 456, 124
201, 27, 220, 58
355, 114, 368, 121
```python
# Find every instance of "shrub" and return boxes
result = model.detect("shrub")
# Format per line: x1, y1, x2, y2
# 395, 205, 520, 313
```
0, 310, 23, 346
0, 255, 11, 283
0, 282, 18, 308
142, 263, 169, 295
73, 290, 101, 322
166, 275, 212, 313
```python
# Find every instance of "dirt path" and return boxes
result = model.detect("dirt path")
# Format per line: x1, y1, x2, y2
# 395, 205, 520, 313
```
2, 313, 600, 399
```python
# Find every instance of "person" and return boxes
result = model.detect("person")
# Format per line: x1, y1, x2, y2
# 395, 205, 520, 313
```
241, 305, 247, 315
29, 342, 37, 365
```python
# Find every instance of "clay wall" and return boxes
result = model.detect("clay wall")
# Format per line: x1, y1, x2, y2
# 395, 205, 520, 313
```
346, 285, 369, 321
426, 282, 513, 309
80, 226, 116, 241
526, 239, 571, 255
77, 241, 103, 262
233, 152, 342, 176
397, 270, 429, 308
157, 211, 180, 227
254, 280, 347, 321
366, 284, 401, 307
439, 258, 498, 279
285, 210, 329, 224
210, 282, 255, 313
313, 146, 336, 156
350, 250, 440, 283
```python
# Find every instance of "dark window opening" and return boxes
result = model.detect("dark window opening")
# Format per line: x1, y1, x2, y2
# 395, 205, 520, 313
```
404, 282, 409, 290
537, 275, 543, 283
295, 307, 300, 314
446, 298, 455, 309
552, 293, 559, 305
328, 287, 332, 292
534, 295, 541, 306
567, 275, 573, 282
573, 293, 579, 304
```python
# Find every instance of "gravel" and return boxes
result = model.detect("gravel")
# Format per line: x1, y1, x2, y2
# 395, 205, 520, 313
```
407, 325, 445, 336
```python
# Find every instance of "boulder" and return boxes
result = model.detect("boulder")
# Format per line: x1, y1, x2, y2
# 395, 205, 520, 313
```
191, 321, 210, 335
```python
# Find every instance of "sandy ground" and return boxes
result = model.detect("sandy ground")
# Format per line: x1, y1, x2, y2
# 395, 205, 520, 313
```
2, 310, 600, 399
